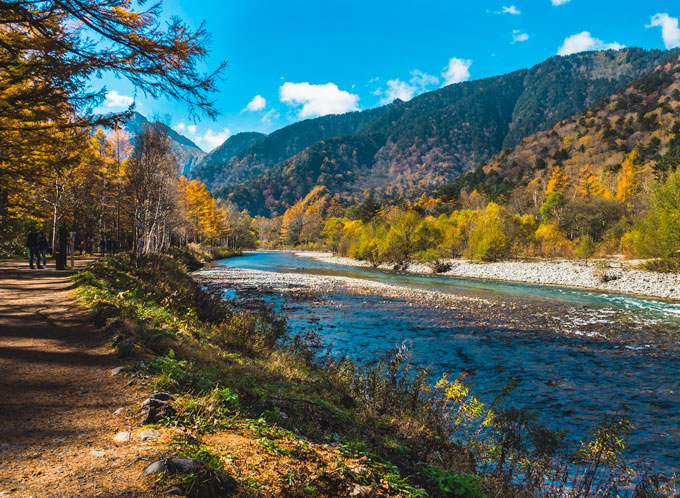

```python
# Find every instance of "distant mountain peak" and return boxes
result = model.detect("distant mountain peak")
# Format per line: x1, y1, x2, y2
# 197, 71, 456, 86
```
122, 112, 206, 175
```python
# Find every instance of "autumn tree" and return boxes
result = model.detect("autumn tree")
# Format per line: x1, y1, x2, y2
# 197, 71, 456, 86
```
576, 166, 610, 199
0, 0, 224, 251
545, 166, 568, 197
615, 151, 642, 203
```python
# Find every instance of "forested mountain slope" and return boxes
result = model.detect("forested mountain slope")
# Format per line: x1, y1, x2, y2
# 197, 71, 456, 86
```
437, 53, 680, 218
193, 131, 265, 186
201, 48, 672, 216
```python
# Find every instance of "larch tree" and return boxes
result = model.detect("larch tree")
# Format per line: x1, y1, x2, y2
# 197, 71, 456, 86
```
545, 165, 568, 197
615, 151, 642, 203
1, 0, 225, 245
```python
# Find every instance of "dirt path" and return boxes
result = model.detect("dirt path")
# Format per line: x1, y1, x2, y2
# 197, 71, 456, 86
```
0, 259, 152, 497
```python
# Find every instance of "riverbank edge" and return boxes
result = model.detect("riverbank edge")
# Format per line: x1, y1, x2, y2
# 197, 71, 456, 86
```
293, 251, 680, 302
72, 249, 491, 497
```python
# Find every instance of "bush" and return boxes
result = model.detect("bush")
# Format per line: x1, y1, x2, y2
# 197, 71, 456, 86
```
422, 466, 487, 498
0, 239, 27, 258
211, 310, 286, 351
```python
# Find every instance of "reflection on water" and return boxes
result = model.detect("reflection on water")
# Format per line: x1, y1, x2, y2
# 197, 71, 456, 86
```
214, 251, 680, 475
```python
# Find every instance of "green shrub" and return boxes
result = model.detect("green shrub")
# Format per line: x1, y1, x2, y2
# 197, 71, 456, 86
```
422, 466, 487, 498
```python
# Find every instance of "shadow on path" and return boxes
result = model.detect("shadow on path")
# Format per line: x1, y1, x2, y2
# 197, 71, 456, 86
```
0, 258, 149, 496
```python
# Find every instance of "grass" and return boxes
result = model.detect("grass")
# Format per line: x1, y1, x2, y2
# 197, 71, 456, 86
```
72, 246, 675, 498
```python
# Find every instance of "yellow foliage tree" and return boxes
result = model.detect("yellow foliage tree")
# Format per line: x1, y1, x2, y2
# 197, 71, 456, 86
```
576, 166, 611, 199
535, 223, 572, 258
178, 177, 228, 244
615, 151, 641, 203
545, 166, 567, 197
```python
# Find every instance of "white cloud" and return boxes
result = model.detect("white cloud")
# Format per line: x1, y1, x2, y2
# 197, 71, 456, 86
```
244, 94, 267, 112
261, 109, 280, 128
551, 0, 571, 5
501, 5, 520, 14
380, 79, 417, 104
104, 90, 133, 109
279, 82, 359, 118
175, 122, 197, 135
648, 13, 680, 49
512, 30, 529, 43
198, 128, 231, 151
410, 69, 439, 89
442, 58, 472, 86
174, 122, 230, 151
375, 70, 439, 105
557, 31, 624, 56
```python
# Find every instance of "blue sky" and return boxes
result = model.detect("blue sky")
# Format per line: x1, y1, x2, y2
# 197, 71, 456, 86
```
95, 0, 680, 151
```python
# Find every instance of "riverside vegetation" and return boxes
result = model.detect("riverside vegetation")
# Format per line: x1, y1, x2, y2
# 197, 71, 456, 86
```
73, 246, 677, 497
254, 56, 680, 273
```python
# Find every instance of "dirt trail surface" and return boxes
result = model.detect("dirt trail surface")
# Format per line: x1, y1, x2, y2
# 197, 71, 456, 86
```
0, 259, 151, 497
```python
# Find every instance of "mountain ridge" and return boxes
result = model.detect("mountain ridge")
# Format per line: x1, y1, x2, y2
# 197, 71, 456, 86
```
193, 48, 675, 216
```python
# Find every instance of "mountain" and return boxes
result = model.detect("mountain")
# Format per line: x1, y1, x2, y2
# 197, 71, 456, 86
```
189, 107, 388, 188
436, 53, 680, 212
123, 112, 206, 175
189, 132, 265, 187
193, 48, 673, 216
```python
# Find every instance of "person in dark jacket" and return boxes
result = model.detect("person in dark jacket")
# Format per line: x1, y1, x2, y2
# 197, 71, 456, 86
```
37, 232, 48, 269
26, 229, 39, 269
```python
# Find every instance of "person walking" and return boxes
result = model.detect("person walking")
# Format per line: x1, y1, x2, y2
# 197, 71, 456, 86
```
26, 229, 39, 269
37, 232, 48, 269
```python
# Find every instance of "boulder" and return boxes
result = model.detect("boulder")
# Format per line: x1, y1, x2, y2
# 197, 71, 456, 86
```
113, 431, 132, 442
141, 394, 176, 423
142, 458, 205, 476
140, 429, 161, 441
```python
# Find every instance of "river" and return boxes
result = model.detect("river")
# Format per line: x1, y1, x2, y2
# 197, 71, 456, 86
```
201, 251, 680, 475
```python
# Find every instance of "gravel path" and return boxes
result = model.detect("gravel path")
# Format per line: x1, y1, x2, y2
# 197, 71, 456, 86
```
295, 252, 680, 301
0, 259, 150, 497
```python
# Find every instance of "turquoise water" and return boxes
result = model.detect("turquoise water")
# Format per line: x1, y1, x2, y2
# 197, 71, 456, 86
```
215, 251, 680, 474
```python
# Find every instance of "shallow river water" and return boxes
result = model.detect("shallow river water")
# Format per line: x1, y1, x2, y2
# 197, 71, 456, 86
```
210, 251, 680, 475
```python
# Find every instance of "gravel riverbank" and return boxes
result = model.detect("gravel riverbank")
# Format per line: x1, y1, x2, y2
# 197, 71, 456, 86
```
295, 252, 680, 301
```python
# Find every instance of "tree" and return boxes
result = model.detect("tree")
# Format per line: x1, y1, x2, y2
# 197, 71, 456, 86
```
559, 198, 624, 241
535, 224, 572, 258
615, 151, 642, 203
1, 0, 225, 251
545, 166, 567, 197
465, 203, 512, 262
634, 167, 680, 258
576, 167, 610, 199
125, 123, 178, 257
358, 196, 382, 223
540, 192, 565, 224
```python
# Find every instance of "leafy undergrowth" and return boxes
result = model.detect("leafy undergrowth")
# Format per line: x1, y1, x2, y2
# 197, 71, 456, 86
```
73, 248, 676, 497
